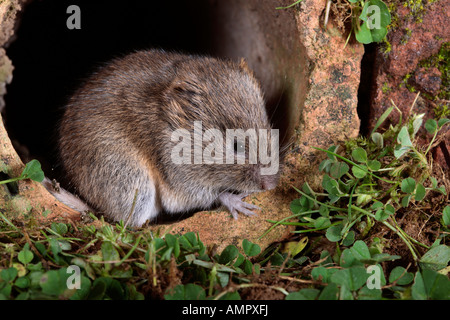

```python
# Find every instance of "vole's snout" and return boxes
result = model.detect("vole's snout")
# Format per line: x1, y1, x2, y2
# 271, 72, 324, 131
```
260, 174, 279, 191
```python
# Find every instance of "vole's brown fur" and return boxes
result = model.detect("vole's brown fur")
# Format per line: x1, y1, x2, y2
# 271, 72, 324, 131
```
58, 49, 279, 226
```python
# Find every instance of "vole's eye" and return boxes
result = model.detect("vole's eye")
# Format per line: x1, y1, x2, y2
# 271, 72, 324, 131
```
234, 141, 245, 155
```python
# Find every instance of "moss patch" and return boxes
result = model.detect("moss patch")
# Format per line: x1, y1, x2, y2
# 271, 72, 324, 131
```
418, 42, 450, 100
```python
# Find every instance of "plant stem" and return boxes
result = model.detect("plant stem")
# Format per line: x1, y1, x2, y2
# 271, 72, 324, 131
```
0, 177, 20, 185
293, 221, 342, 234
313, 147, 397, 184
424, 129, 439, 156
0, 211, 20, 232
260, 209, 319, 239
392, 218, 429, 250
341, 181, 361, 240
275, 0, 303, 10
118, 235, 142, 266
344, 180, 358, 232
344, 29, 352, 49
292, 187, 347, 212
265, 220, 312, 226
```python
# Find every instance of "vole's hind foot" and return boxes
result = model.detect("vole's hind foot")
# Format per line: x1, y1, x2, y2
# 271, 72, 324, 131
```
218, 192, 260, 220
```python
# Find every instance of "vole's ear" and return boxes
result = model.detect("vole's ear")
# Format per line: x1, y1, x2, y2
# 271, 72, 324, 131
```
169, 76, 203, 98
239, 58, 253, 75
166, 76, 204, 120
164, 76, 204, 126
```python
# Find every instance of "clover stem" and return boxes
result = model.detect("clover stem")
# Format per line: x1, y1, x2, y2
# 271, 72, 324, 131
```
0, 177, 21, 185
292, 187, 347, 212
344, 29, 352, 49
260, 209, 319, 239
424, 129, 439, 156
0, 211, 20, 232
392, 218, 429, 250
293, 221, 342, 234
342, 180, 359, 238
312, 147, 397, 184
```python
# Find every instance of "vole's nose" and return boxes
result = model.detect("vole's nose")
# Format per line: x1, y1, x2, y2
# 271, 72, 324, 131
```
260, 175, 278, 190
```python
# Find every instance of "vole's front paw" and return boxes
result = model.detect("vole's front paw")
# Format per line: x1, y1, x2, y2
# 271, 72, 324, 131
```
218, 192, 260, 219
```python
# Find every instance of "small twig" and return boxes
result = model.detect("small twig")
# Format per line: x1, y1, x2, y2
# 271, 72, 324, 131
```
408, 92, 421, 118
382, 263, 412, 289
278, 275, 325, 285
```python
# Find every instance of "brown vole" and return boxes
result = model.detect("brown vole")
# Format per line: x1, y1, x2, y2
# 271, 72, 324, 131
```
56, 49, 280, 226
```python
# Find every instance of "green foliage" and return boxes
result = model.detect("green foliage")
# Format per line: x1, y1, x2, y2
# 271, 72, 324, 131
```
20, 160, 45, 183
277, 0, 391, 45
419, 42, 450, 101
2, 210, 447, 300
284, 97, 449, 257
165, 284, 206, 300
289, 238, 450, 300
0, 214, 272, 300
1, 91, 449, 301
354, 0, 391, 44
0, 221, 145, 300
411, 269, 450, 300
242, 239, 262, 257
264, 95, 450, 300
275, 0, 303, 10
443, 206, 450, 227
419, 245, 450, 271
0, 159, 45, 186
